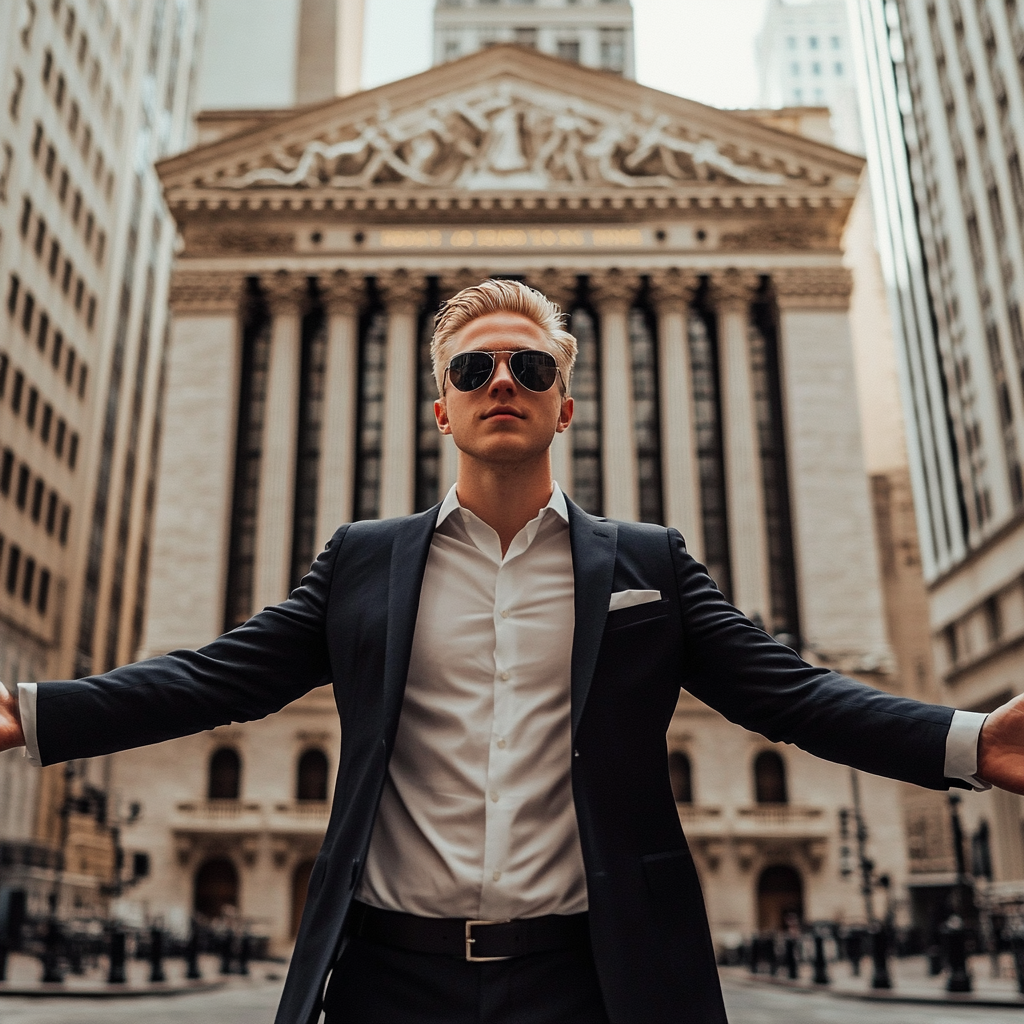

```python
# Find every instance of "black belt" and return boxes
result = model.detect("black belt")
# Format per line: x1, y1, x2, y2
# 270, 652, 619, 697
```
348, 901, 590, 962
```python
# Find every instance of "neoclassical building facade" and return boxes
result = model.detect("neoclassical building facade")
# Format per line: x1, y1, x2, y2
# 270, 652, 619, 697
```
101, 46, 921, 949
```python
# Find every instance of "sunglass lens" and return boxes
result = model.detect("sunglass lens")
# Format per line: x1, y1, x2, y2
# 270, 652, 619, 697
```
448, 352, 495, 392
511, 351, 558, 392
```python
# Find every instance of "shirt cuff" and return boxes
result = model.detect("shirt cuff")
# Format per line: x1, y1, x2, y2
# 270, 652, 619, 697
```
16, 683, 41, 767
944, 709, 990, 791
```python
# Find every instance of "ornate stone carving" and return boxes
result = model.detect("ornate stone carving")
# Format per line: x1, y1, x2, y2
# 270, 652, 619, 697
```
320, 269, 364, 315
708, 268, 760, 309
169, 270, 246, 314
771, 267, 853, 310
648, 268, 701, 312
262, 270, 310, 315
377, 268, 423, 311
186, 230, 296, 257
590, 268, 639, 311
221, 82, 796, 192
718, 221, 832, 253
531, 268, 580, 313
438, 268, 485, 302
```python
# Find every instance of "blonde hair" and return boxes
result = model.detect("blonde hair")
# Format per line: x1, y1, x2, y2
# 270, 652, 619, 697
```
431, 279, 577, 395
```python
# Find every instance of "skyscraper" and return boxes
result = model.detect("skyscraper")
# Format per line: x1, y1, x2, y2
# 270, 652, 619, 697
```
850, 0, 1024, 882
433, 0, 635, 78
0, 0, 202, 895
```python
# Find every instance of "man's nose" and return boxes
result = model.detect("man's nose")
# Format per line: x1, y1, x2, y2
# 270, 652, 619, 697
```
488, 355, 517, 393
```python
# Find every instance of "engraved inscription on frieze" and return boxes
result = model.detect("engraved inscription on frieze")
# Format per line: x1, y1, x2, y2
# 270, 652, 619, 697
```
220, 81, 800, 192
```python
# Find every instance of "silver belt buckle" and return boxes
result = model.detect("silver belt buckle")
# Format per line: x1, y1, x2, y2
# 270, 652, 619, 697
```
465, 919, 512, 962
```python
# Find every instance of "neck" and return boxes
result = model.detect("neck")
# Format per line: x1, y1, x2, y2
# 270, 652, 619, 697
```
455, 452, 554, 555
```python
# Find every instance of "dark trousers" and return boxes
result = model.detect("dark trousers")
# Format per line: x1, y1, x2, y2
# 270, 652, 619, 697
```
322, 934, 610, 1024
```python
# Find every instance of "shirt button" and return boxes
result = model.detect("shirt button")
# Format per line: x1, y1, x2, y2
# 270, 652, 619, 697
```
497, 738, 507, 749
492, 870, 502, 881
490, 790, 499, 803
500, 671, 510, 681
500, 609, 510, 618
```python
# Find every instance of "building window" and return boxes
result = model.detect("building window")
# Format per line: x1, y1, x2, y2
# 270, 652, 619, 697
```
54, 73, 64, 109
291, 298, 327, 589
40, 402, 52, 441
834, 61, 843, 76
790, 61, 800, 76
207, 747, 241, 801
26, 386, 38, 427
10, 70, 25, 120
0, 142, 12, 202
193, 858, 239, 919
42, 48, 52, 84
353, 306, 388, 522
32, 122, 43, 157
600, 28, 626, 73
21, 557, 35, 604
811, 61, 821, 76
808, 35, 818, 49
0, 449, 13, 494
0, 354, 7, 396
688, 305, 732, 600
15, 464, 30, 509
983, 595, 1002, 642
514, 27, 537, 48
5, 545, 21, 595
668, 751, 693, 804
570, 305, 602, 515
45, 490, 57, 532
12, 370, 24, 413
58, 504, 69, 544
557, 39, 580, 62
831, 35, 840, 49
68, 431, 78, 468
6, 275, 20, 314
20, 196, 32, 236
296, 748, 329, 802
786, 35, 796, 49
21, 292, 34, 334
754, 750, 788, 804
224, 285, 271, 631
37, 567, 50, 614
629, 305, 663, 524
31, 477, 44, 521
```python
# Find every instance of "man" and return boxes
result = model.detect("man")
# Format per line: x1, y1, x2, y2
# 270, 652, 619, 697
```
1, 279, 1023, 1024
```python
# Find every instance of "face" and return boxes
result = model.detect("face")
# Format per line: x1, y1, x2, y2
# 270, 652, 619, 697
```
435, 312, 573, 468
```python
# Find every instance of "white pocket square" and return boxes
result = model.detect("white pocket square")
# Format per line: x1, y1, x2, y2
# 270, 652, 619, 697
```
608, 589, 662, 612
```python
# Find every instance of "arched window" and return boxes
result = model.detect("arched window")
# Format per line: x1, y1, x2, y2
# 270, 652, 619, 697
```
208, 747, 241, 801
296, 748, 328, 802
193, 857, 239, 920
753, 750, 787, 805
668, 751, 693, 804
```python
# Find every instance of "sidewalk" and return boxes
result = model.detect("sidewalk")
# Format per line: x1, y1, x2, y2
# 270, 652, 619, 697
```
722, 954, 1024, 1007
0, 952, 266, 998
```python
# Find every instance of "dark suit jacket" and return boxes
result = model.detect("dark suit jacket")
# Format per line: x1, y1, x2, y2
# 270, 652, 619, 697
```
34, 499, 960, 1024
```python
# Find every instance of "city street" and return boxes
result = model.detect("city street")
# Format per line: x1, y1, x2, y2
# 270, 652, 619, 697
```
1, 974, 1023, 1024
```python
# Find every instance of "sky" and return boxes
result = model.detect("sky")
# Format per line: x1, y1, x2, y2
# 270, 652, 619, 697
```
363, 0, 773, 110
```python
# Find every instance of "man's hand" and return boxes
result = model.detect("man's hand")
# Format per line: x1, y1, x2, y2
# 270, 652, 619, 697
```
0, 682, 26, 753
978, 692, 1024, 794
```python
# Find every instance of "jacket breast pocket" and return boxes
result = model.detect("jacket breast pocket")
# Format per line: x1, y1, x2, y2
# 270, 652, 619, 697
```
604, 598, 670, 632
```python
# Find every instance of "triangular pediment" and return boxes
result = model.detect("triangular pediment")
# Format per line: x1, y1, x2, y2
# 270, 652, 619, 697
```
158, 46, 862, 202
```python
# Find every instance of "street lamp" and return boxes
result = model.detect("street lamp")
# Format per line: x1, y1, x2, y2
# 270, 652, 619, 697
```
944, 793, 973, 993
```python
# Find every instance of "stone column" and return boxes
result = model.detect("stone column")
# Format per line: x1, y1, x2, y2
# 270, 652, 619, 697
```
316, 271, 363, 540
378, 269, 422, 519
592, 269, 640, 521
142, 271, 246, 653
773, 267, 889, 664
712, 269, 770, 622
650, 269, 703, 558
533, 268, 580, 498
254, 271, 306, 609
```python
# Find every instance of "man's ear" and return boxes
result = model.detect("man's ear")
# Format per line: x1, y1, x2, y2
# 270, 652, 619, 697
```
555, 395, 573, 433
435, 398, 452, 435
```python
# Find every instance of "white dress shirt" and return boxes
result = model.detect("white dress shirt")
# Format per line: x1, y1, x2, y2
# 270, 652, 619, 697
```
356, 483, 588, 920
13, 485, 992, 909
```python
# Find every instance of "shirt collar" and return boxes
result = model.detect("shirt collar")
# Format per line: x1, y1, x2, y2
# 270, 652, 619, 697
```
436, 481, 569, 529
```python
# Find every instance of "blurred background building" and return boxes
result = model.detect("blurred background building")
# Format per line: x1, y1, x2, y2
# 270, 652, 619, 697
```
0, 0, 202, 918
850, 0, 1024, 893
433, 0, 635, 77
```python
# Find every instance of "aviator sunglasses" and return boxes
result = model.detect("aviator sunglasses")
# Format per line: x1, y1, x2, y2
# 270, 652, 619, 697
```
444, 349, 564, 394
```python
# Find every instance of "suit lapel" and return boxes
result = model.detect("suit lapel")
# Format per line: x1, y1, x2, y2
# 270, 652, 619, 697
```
567, 499, 618, 740
381, 505, 441, 752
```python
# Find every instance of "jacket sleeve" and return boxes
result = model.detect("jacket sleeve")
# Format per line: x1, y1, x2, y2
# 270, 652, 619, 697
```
34, 525, 349, 766
668, 528, 957, 790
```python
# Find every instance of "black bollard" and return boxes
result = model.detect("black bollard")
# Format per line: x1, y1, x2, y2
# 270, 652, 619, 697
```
40, 917, 64, 984
185, 923, 202, 980
783, 936, 798, 980
766, 935, 778, 977
812, 932, 830, 985
220, 930, 234, 975
107, 925, 127, 984
870, 927, 892, 989
149, 926, 166, 983
927, 942, 943, 976
239, 932, 251, 977
0, 937, 8, 982
846, 929, 862, 977
944, 917, 972, 993
1010, 932, 1024, 995
748, 937, 760, 974
67, 933, 84, 975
